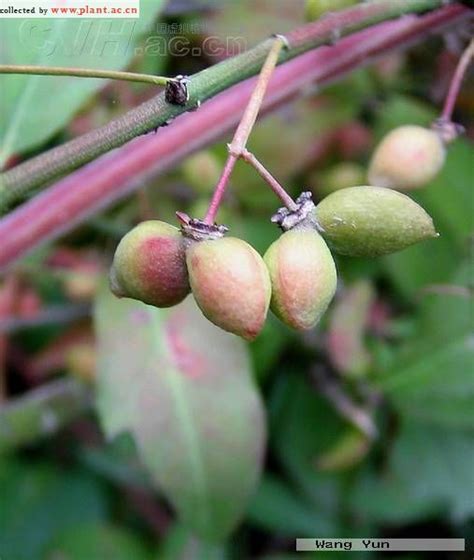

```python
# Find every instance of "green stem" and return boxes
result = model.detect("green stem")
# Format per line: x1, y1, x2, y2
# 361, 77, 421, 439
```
0, 0, 447, 206
0, 64, 173, 86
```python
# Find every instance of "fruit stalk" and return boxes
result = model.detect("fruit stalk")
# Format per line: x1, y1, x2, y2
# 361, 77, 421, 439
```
440, 37, 474, 123
204, 37, 285, 224
240, 150, 298, 210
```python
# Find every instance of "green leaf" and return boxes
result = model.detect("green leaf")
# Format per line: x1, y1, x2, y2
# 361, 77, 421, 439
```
350, 467, 442, 525
269, 375, 346, 534
378, 260, 474, 428
247, 475, 328, 537
0, 0, 165, 164
372, 94, 436, 139
44, 523, 151, 560
249, 314, 290, 382
158, 524, 227, 560
94, 288, 266, 541
352, 420, 474, 522
0, 458, 108, 560
381, 335, 474, 429
382, 234, 459, 298
416, 139, 473, 245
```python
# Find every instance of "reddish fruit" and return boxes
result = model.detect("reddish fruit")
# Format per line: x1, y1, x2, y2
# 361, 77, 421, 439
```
368, 125, 445, 190
264, 228, 337, 330
186, 237, 271, 340
110, 220, 189, 307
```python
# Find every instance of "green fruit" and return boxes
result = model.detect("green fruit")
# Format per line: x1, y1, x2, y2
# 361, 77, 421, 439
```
314, 186, 437, 257
110, 220, 189, 307
186, 237, 271, 340
264, 228, 337, 330
368, 125, 445, 190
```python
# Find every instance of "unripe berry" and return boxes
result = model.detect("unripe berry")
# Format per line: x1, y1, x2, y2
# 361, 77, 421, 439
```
264, 228, 337, 330
368, 125, 445, 190
110, 220, 189, 307
314, 186, 437, 257
186, 237, 271, 340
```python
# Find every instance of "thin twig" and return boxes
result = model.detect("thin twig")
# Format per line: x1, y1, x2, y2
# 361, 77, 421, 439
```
0, 64, 172, 87
125, 487, 172, 537
203, 156, 238, 224
311, 367, 378, 439
417, 283, 473, 299
240, 149, 297, 210
0, 303, 91, 334
204, 37, 285, 224
440, 38, 474, 122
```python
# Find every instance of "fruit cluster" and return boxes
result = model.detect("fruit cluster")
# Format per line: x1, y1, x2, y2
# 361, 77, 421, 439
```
110, 186, 436, 340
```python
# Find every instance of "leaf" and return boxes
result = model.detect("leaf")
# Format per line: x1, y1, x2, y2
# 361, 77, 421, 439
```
44, 523, 152, 560
350, 468, 442, 525
381, 335, 474, 429
250, 314, 292, 382
351, 420, 474, 522
94, 288, 266, 541
158, 524, 227, 560
391, 421, 474, 520
0, 458, 108, 560
416, 139, 473, 245
382, 234, 460, 298
378, 259, 474, 429
372, 94, 436, 139
268, 375, 346, 535
247, 475, 329, 537
0, 0, 165, 164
